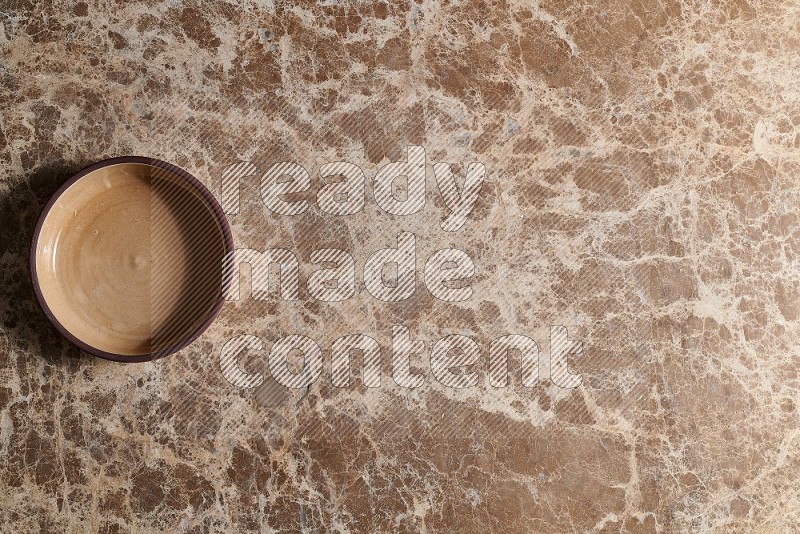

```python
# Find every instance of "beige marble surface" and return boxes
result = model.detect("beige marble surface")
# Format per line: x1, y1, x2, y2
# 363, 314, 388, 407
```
1, 0, 799, 532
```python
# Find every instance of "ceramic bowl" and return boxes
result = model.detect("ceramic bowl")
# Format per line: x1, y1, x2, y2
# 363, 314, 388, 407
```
30, 156, 233, 362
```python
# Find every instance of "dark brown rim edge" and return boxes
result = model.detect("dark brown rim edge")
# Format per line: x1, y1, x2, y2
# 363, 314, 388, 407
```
29, 156, 235, 364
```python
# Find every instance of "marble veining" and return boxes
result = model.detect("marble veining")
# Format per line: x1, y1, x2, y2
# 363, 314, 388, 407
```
1, 0, 799, 532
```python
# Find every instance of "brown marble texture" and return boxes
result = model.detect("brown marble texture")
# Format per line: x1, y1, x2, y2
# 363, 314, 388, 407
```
1, 0, 799, 532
